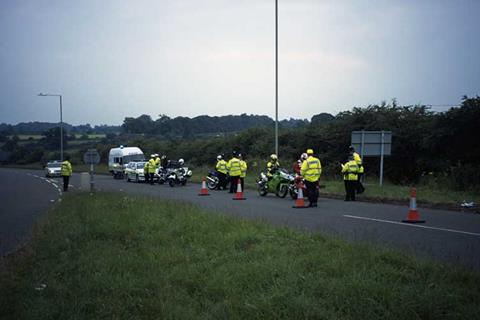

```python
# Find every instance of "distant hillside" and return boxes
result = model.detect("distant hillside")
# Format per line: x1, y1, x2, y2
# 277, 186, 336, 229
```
121, 113, 329, 137
0, 113, 334, 136
0, 122, 121, 135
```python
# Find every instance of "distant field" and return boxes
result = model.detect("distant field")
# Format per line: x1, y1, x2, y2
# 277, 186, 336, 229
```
7, 134, 105, 140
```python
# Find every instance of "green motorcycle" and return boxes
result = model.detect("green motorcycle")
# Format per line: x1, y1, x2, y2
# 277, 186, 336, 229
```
257, 168, 295, 198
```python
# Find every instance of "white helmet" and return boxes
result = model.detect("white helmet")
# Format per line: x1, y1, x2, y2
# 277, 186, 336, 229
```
301, 153, 308, 160
270, 154, 278, 160
217, 155, 222, 160
178, 158, 184, 165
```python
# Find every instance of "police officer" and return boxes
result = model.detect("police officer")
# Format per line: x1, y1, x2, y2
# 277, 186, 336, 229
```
61, 155, 73, 192
239, 153, 247, 192
215, 155, 228, 190
148, 155, 156, 185
227, 151, 242, 193
266, 154, 280, 179
349, 146, 365, 194
300, 149, 322, 207
342, 155, 359, 201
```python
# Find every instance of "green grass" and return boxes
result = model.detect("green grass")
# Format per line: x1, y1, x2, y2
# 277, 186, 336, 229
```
1, 193, 479, 319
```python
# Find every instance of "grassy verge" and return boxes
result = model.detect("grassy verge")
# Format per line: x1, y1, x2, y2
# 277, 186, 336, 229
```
1, 193, 479, 319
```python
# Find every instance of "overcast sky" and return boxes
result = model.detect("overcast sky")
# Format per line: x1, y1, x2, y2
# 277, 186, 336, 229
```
1, 0, 479, 125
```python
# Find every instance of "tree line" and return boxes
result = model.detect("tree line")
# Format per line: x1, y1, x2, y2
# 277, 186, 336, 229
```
1, 97, 479, 190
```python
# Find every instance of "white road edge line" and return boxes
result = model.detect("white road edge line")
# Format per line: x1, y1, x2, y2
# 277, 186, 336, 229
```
343, 214, 480, 237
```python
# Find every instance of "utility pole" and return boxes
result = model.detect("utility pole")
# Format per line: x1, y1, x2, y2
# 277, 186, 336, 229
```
275, 0, 279, 156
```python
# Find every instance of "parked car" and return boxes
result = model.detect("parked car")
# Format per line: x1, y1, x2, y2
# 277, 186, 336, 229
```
108, 145, 145, 179
124, 161, 139, 179
125, 161, 147, 183
45, 160, 62, 178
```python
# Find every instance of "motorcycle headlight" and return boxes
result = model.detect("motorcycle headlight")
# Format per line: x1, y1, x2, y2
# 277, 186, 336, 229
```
186, 170, 192, 177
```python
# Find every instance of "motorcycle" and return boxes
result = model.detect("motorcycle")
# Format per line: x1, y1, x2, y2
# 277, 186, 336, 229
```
155, 167, 170, 184
166, 167, 193, 187
289, 175, 307, 199
206, 170, 219, 190
257, 168, 295, 198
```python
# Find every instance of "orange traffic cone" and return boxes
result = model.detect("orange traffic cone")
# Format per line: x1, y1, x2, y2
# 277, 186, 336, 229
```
198, 177, 210, 196
402, 188, 425, 223
292, 186, 308, 208
232, 179, 246, 200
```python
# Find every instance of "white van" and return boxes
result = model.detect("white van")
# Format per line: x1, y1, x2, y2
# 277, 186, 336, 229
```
108, 146, 145, 178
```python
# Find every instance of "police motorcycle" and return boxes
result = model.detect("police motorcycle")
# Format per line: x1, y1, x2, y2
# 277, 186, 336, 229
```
289, 175, 307, 199
165, 159, 193, 187
206, 170, 219, 190
257, 168, 295, 198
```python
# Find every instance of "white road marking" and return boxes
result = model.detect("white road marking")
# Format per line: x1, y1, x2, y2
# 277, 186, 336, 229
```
343, 214, 480, 237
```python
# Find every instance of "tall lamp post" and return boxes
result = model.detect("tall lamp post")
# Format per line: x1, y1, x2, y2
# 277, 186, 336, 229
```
38, 93, 63, 162
274, 0, 279, 156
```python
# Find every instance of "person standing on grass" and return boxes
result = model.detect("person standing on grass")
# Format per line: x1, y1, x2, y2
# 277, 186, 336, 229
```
61, 155, 73, 192
300, 149, 321, 207
341, 155, 359, 201
239, 153, 247, 192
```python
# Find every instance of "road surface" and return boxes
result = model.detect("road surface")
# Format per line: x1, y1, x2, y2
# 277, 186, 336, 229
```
0, 169, 62, 256
2, 168, 480, 269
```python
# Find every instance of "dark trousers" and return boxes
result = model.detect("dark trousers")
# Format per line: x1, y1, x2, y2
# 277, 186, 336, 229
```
229, 176, 240, 193
62, 175, 70, 192
344, 180, 356, 201
305, 180, 319, 205
145, 173, 150, 183
356, 173, 365, 194
149, 173, 154, 185
240, 177, 245, 192
217, 172, 227, 190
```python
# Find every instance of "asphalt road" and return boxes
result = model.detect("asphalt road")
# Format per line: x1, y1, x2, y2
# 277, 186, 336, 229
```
2, 168, 480, 269
0, 168, 62, 256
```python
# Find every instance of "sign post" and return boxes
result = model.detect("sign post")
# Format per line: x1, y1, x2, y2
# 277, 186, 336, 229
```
351, 131, 392, 186
83, 149, 100, 192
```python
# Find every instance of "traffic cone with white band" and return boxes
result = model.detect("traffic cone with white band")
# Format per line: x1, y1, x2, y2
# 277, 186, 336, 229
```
198, 177, 210, 196
402, 188, 425, 223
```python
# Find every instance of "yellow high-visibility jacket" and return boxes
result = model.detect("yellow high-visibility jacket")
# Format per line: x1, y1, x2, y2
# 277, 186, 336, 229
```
148, 159, 156, 173
216, 159, 227, 174
227, 157, 241, 177
300, 156, 321, 182
342, 160, 359, 181
266, 160, 280, 177
155, 157, 161, 169
240, 160, 247, 178
61, 160, 72, 176
353, 152, 364, 174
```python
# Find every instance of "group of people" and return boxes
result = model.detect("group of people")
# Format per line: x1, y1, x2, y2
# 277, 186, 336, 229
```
213, 145, 365, 206
143, 153, 185, 185
215, 151, 247, 193
341, 146, 365, 201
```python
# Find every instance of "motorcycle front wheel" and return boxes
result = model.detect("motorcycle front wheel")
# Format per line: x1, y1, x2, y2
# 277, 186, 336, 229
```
207, 178, 218, 190
258, 183, 268, 196
168, 179, 175, 187
276, 184, 288, 198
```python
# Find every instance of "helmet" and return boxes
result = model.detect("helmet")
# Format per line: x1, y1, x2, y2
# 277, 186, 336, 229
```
161, 155, 166, 159
349, 145, 355, 152
270, 154, 277, 160
232, 150, 238, 156
150, 154, 155, 158
217, 155, 222, 160
301, 153, 308, 160
178, 158, 184, 165
306, 149, 314, 155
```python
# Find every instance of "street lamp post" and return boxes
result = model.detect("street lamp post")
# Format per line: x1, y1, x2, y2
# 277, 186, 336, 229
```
275, 0, 279, 156
38, 93, 63, 162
